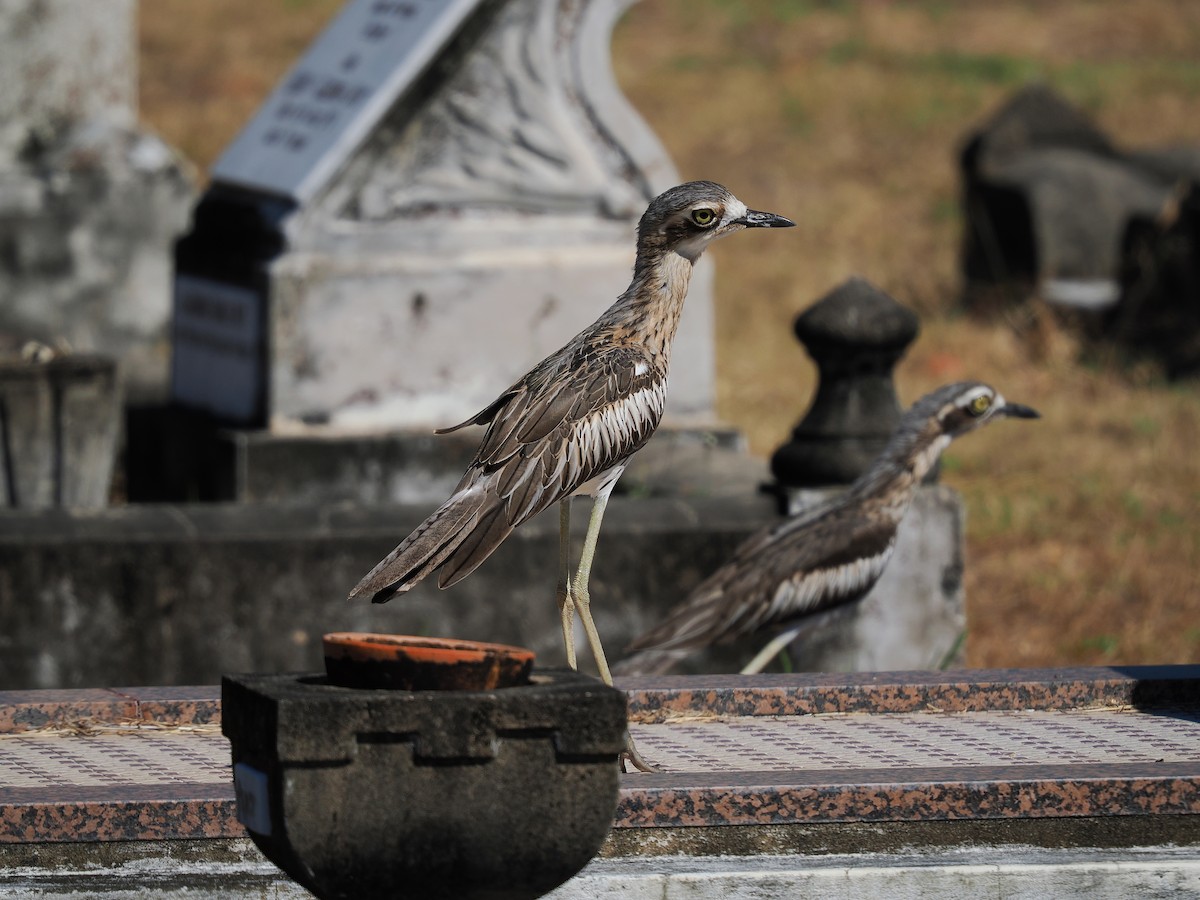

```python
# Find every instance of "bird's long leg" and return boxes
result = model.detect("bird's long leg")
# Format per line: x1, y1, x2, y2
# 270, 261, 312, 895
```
570, 485, 615, 685
742, 602, 864, 675
556, 499, 577, 670
571, 483, 656, 774
740, 622, 807, 675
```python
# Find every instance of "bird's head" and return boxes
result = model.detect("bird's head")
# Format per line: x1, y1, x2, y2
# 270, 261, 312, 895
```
928, 381, 1040, 440
637, 180, 794, 262
882, 381, 1039, 484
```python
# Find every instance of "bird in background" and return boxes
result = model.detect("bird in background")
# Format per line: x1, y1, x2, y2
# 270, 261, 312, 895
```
349, 181, 795, 771
614, 381, 1039, 677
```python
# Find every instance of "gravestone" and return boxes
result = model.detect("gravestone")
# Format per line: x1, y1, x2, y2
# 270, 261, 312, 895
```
172, 0, 709, 433
0, 0, 194, 402
961, 85, 1200, 316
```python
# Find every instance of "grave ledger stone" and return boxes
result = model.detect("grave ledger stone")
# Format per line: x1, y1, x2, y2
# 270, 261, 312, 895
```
172, 0, 710, 432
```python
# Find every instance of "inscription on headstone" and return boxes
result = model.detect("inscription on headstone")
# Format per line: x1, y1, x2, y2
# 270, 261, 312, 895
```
213, 0, 484, 202
171, 276, 264, 423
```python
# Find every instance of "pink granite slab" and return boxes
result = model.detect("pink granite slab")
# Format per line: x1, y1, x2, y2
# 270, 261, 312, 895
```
0, 667, 1197, 843
0, 686, 221, 734
619, 665, 1200, 721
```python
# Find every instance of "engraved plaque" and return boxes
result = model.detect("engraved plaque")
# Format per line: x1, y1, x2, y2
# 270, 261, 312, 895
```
171, 276, 265, 423
211, 0, 485, 202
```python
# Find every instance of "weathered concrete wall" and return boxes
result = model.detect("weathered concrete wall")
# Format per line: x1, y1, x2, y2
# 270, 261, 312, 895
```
0, 482, 966, 689
0, 495, 775, 689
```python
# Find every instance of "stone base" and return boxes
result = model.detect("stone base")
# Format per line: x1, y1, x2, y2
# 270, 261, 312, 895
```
268, 249, 716, 428
662, 484, 967, 676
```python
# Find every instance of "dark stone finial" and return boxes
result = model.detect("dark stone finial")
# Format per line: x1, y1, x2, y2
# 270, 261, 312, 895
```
770, 277, 919, 488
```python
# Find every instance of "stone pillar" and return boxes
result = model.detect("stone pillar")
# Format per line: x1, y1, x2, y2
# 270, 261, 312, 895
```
0, 0, 195, 402
767, 277, 966, 672
771, 276, 919, 488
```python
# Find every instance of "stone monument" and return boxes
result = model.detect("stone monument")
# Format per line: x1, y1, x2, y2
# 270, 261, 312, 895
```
0, 0, 194, 402
172, 0, 711, 434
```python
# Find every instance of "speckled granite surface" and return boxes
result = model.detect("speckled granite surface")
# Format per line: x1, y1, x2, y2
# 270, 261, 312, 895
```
1, 666, 1197, 843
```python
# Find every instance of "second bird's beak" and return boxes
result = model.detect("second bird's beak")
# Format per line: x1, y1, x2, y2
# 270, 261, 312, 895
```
1000, 402, 1040, 419
740, 210, 795, 228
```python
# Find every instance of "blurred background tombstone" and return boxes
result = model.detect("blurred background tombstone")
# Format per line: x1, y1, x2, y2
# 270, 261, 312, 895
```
0, 0, 192, 509
762, 277, 966, 672
1113, 183, 1200, 378
959, 84, 1200, 377
150, 0, 718, 503
0, 0, 194, 406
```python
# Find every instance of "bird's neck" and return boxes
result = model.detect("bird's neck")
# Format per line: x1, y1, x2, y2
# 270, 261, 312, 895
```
600, 247, 695, 358
850, 431, 951, 522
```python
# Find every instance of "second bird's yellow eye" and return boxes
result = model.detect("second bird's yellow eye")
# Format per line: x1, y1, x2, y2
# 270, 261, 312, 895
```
691, 208, 716, 226
968, 394, 992, 416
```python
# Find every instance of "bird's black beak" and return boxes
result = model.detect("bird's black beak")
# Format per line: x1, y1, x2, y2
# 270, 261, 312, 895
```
740, 209, 795, 228
1001, 402, 1040, 419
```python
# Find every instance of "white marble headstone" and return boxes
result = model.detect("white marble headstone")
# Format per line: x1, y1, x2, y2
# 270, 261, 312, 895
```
174, 0, 715, 430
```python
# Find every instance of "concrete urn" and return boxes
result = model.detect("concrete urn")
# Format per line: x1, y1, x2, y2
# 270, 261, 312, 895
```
222, 634, 627, 900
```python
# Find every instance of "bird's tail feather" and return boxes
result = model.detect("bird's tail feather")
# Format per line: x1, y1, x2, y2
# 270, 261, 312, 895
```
348, 485, 488, 603
436, 502, 515, 589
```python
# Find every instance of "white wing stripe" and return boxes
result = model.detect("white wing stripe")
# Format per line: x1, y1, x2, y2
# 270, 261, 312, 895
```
567, 383, 666, 474
767, 543, 896, 621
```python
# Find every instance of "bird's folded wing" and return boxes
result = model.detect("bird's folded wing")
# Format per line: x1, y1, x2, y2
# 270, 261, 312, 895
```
430, 346, 666, 589
466, 344, 663, 489
626, 512, 897, 654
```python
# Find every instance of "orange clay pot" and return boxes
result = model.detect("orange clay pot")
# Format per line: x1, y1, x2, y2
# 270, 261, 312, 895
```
322, 632, 534, 691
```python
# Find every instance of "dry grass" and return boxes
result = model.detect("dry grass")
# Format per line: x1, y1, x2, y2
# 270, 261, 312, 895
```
138, 0, 1200, 668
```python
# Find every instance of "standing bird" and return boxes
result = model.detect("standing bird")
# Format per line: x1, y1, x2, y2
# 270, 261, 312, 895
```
349, 181, 794, 769
615, 382, 1039, 677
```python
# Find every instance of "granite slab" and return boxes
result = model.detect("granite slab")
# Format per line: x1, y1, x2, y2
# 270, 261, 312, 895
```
0, 666, 1197, 845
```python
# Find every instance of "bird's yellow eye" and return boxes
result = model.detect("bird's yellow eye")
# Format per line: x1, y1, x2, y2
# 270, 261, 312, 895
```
691, 208, 716, 226
968, 394, 992, 416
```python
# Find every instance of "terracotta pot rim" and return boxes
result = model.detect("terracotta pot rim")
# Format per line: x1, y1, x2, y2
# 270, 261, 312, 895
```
322, 632, 534, 661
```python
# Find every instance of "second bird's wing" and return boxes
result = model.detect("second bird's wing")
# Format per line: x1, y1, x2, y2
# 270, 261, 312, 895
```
625, 504, 897, 656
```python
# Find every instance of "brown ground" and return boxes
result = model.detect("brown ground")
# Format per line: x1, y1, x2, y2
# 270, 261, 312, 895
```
139, 0, 1199, 668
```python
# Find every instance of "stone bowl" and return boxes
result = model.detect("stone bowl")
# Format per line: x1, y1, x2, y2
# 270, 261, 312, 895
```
323, 632, 534, 691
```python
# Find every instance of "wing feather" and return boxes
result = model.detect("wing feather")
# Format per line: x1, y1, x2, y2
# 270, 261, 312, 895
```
625, 509, 899, 656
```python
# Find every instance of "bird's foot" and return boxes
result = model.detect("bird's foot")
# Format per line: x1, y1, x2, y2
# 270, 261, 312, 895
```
621, 735, 657, 774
